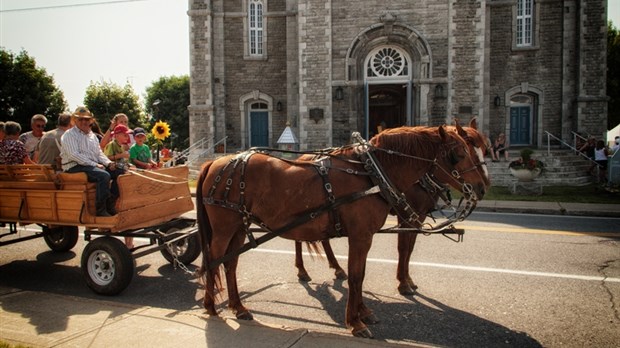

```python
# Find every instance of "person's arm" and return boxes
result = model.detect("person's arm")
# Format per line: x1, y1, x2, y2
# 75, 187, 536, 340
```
99, 120, 118, 150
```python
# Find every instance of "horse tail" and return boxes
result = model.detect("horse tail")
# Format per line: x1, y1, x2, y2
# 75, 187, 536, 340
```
194, 160, 223, 301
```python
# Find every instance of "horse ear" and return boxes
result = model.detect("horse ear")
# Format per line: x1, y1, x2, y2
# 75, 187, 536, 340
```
469, 117, 478, 130
439, 124, 448, 141
453, 117, 460, 127
456, 122, 467, 138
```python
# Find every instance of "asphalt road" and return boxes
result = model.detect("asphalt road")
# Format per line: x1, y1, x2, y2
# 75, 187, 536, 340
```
0, 211, 619, 347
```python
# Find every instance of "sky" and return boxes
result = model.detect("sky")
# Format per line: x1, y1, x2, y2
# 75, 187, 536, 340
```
1, 1, 619, 113
0, 0, 189, 111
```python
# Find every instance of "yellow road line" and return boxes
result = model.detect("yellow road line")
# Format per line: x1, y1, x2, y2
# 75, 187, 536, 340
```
383, 217, 618, 237
461, 225, 618, 237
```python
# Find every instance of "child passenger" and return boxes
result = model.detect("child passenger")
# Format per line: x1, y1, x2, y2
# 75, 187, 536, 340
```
129, 127, 159, 169
104, 124, 133, 172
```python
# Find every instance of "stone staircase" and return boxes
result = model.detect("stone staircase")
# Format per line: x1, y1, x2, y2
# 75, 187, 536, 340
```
487, 149, 593, 187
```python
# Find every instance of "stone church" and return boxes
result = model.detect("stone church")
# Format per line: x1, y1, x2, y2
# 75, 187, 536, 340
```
187, 0, 608, 152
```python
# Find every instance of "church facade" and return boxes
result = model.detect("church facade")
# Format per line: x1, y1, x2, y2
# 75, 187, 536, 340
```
187, 0, 608, 151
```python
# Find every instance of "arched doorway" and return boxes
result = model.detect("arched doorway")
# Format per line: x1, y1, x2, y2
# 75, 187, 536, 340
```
364, 46, 412, 138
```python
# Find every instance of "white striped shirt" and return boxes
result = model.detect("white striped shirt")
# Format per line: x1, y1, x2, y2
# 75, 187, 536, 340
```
60, 126, 111, 171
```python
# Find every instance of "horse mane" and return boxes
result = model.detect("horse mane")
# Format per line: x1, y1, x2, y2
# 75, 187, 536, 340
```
369, 126, 446, 166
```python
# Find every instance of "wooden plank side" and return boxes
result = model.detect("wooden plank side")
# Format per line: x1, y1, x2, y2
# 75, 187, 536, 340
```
0, 164, 56, 182
0, 182, 57, 190
116, 166, 191, 211
26, 191, 57, 221
111, 196, 194, 232
56, 191, 96, 224
0, 190, 25, 220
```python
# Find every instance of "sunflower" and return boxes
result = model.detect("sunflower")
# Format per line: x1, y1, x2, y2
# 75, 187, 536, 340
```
152, 121, 171, 141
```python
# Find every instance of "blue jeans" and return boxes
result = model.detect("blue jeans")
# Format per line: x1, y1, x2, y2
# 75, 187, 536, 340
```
66, 165, 121, 206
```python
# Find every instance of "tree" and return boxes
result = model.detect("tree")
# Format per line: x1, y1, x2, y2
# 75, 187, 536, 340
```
0, 48, 67, 132
608, 21, 620, 129
144, 75, 190, 150
83, 81, 145, 131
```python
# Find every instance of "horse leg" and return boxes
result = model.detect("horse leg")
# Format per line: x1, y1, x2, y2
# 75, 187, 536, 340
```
203, 265, 219, 316
345, 238, 374, 338
397, 231, 419, 295
225, 230, 253, 320
295, 241, 312, 282
322, 240, 347, 280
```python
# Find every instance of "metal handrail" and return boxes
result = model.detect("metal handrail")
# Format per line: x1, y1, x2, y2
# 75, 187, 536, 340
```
163, 136, 228, 167
544, 131, 600, 169
571, 131, 587, 155
185, 136, 228, 165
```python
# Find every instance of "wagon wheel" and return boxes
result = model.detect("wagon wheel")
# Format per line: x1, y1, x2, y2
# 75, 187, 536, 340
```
158, 221, 201, 265
43, 225, 79, 252
81, 237, 134, 295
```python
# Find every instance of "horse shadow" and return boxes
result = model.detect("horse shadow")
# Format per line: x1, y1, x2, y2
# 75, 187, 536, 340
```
266, 279, 542, 347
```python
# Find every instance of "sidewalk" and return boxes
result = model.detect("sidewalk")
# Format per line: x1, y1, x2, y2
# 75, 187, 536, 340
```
0, 286, 423, 348
472, 199, 620, 218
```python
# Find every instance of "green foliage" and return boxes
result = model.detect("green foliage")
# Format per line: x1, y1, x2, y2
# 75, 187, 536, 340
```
608, 21, 620, 129
83, 81, 145, 131
143, 75, 190, 150
519, 148, 534, 162
0, 48, 67, 132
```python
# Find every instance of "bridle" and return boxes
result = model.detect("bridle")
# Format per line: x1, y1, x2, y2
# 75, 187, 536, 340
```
354, 131, 481, 233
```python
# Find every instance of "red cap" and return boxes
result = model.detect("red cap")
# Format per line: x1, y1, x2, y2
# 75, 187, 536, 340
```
111, 124, 133, 135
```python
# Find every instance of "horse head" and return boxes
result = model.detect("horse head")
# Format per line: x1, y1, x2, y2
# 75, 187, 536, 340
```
367, 125, 487, 201
432, 123, 488, 201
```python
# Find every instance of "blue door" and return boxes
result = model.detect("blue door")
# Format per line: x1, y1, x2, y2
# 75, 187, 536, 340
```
250, 111, 269, 147
509, 106, 531, 145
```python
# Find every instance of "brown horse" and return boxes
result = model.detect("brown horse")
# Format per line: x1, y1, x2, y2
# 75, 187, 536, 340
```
294, 120, 490, 289
195, 125, 487, 338
294, 120, 491, 294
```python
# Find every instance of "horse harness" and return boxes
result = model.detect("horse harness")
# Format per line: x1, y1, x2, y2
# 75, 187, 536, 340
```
202, 134, 479, 268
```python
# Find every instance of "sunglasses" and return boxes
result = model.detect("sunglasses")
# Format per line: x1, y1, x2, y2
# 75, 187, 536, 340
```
34, 125, 45, 129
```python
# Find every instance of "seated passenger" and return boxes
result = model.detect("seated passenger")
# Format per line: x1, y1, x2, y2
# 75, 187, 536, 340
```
129, 127, 159, 169
0, 121, 35, 165
104, 124, 133, 173
34, 113, 73, 171
60, 107, 119, 217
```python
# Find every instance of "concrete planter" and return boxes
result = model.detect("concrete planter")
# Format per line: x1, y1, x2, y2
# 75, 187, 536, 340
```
509, 167, 542, 182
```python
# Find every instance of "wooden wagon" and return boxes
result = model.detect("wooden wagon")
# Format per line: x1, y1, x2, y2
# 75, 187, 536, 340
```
0, 164, 199, 295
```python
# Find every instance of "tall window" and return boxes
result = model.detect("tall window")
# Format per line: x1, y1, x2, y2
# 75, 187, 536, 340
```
516, 0, 533, 47
249, 0, 263, 56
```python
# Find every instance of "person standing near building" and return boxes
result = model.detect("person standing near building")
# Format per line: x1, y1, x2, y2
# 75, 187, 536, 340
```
19, 114, 48, 160
60, 107, 118, 217
594, 140, 609, 183
34, 113, 73, 171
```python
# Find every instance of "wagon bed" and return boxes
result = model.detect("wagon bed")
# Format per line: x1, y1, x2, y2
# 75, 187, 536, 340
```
0, 164, 199, 295
0, 164, 193, 232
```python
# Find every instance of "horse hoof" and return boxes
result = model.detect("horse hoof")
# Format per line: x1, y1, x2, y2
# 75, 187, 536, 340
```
297, 273, 312, 282
361, 313, 379, 325
236, 310, 254, 320
398, 284, 416, 296
334, 269, 348, 280
352, 327, 374, 339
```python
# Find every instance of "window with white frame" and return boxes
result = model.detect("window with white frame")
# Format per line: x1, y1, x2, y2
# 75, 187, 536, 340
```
249, 0, 264, 56
516, 0, 533, 47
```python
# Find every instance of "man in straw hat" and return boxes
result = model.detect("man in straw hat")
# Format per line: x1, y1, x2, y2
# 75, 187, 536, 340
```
60, 106, 120, 217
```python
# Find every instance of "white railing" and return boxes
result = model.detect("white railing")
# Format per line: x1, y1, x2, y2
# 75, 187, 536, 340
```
571, 131, 588, 155
544, 131, 599, 174
163, 136, 228, 167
